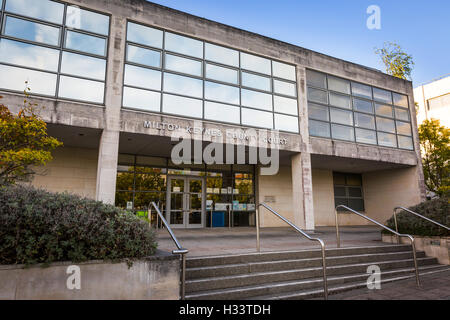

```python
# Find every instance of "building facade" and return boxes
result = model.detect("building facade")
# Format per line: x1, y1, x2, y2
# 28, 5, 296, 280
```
0, 0, 426, 230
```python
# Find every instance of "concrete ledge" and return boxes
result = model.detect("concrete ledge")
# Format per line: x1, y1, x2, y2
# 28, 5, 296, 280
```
382, 234, 450, 265
0, 250, 181, 300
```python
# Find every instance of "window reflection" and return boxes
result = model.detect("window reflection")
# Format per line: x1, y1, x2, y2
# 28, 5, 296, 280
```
373, 87, 392, 104
375, 103, 393, 117
4, 16, 60, 46
58, 76, 104, 103
0, 64, 57, 96
162, 94, 203, 118
398, 136, 413, 150
308, 87, 328, 104
164, 73, 203, 98
241, 108, 273, 129
205, 63, 238, 84
124, 64, 161, 90
395, 107, 410, 121
205, 81, 240, 105
274, 96, 298, 116
61, 51, 106, 80
376, 117, 396, 133
331, 124, 354, 141
274, 114, 298, 133
123, 87, 161, 112
165, 32, 203, 58
242, 72, 271, 92
66, 30, 106, 56
165, 53, 202, 77
328, 76, 350, 94
396, 121, 412, 136
355, 128, 377, 145
5, 0, 64, 24
353, 98, 373, 114
241, 89, 272, 111
204, 101, 240, 124
378, 132, 397, 148
393, 93, 408, 108
351, 82, 372, 99
273, 79, 296, 97
66, 6, 110, 36
127, 22, 163, 48
306, 70, 327, 89
329, 92, 351, 109
354, 113, 375, 130
126, 44, 160, 68
240, 52, 271, 75
330, 108, 353, 126
205, 43, 239, 67
308, 103, 329, 122
272, 61, 296, 81
309, 120, 330, 138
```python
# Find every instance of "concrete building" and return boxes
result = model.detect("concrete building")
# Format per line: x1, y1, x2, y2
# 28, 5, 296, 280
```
0, 0, 426, 230
414, 75, 450, 128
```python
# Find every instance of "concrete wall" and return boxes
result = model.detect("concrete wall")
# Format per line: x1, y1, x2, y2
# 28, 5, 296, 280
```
0, 252, 180, 300
30, 147, 98, 199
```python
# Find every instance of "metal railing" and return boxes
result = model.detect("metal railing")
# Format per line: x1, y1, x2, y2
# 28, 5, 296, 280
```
335, 205, 421, 287
256, 203, 328, 300
393, 206, 450, 243
149, 202, 189, 300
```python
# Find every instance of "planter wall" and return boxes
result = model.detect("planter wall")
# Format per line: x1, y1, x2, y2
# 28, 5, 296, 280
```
0, 251, 180, 300
382, 234, 450, 265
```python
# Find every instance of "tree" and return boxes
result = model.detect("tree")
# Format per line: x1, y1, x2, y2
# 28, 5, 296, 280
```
0, 87, 62, 185
375, 41, 414, 80
418, 119, 450, 198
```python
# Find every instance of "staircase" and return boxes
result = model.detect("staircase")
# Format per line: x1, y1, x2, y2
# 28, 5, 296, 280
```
185, 244, 449, 300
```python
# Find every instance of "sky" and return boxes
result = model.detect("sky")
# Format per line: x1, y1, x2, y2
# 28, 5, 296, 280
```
147, 0, 450, 87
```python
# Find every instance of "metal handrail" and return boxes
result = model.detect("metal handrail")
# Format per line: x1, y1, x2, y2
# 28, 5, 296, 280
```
335, 205, 420, 287
150, 202, 189, 300
256, 203, 328, 300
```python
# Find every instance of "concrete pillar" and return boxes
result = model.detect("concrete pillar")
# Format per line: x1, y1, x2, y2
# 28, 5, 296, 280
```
291, 153, 315, 231
95, 15, 126, 204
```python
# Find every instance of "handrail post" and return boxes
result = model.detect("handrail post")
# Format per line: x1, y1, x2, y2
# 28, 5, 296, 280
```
393, 208, 400, 244
335, 208, 340, 248
256, 208, 261, 253
318, 240, 328, 300
181, 253, 187, 300
407, 236, 421, 287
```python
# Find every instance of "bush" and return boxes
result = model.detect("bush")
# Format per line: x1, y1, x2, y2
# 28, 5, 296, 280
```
384, 198, 450, 237
0, 185, 157, 265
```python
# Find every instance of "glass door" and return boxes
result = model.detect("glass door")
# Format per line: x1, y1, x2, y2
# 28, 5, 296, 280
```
168, 177, 185, 228
187, 177, 204, 228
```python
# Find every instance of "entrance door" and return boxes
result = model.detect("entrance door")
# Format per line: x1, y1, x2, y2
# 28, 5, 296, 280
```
167, 176, 205, 228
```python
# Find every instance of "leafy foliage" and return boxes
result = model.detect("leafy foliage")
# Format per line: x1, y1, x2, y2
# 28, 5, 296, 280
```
384, 198, 450, 237
375, 42, 414, 80
419, 119, 450, 198
0, 185, 158, 265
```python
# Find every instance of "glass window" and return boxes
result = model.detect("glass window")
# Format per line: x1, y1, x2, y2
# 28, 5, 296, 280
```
5, 0, 64, 24
355, 128, 377, 145
126, 44, 160, 68
309, 120, 330, 138
353, 98, 373, 114
329, 92, 351, 109
274, 114, 298, 133
308, 103, 329, 122
272, 61, 296, 81
306, 70, 327, 89
354, 112, 375, 130
378, 132, 397, 148
393, 93, 408, 108
241, 89, 272, 111
60, 51, 106, 80
127, 22, 163, 49
124, 64, 161, 90
164, 73, 203, 98
395, 107, 410, 121
165, 32, 203, 58
331, 124, 354, 141
351, 82, 372, 99
330, 108, 353, 126
328, 76, 350, 94
375, 103, 393, 118
58, 76, 104, 103
165, 54, 202, 77
123, 87, 160, 112
240, 52, 271, 75
204, 101, 240, 124
373, 87, 392, 104
274, 96, 298, 116
205, 63, 238, 84
308, 87, 328, 104
376, 117, 396, 133
241, 108, 273, 129
205, 81, 239, 105
396, 121, 412, 136
66, 30, 106, 56
0, 64, 56, 96
4, 16, 60, 46
204, 43, 238, 67
398, 136, 414, 150
241, 72, 271, 92
162, 93, 202, 118
273, 79, 296, 97
66, 6, 109, 36
0, 38, 59, 72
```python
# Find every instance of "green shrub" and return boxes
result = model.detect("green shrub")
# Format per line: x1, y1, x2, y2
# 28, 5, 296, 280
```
0, 185, 157, 265
384, 198, 450, 237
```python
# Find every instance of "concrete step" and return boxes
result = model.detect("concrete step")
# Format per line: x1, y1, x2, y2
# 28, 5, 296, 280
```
186, 250, 426, 280
186, 264, 448, 300
186, 256, 437, 293
186, 244, 414, 268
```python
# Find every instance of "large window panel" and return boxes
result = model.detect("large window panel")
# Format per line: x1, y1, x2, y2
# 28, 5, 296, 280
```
58, 75, 104, 103
123, 87, 160, 112
272, 61, 296, 81
398, 135, 414, 150
66, 30, 106, 56
60, 51, 106, 80
274, 113, 298, 133
66, 6, 109, 36
396, 121, 412, 136
308, 87, 328, 104
330, 108, 353, 126
306, 70, 327, 89
353, 98, 373, 114
165, 32, 203, 58
127, 22, 163, 49
205, 81, 239, 105
5, 0, 64, 24
309, 120, 330, 138
4, 16, 60, 46
241, 108, 273, 129
164, 73, 203, 98
329, 92, 351, 109
273, 79, 296, 97
376, 117, 396, 133
395, 107, 410, 121
204, 43, 238, 67
351, 82, 372, 99
0, 64, 56, 95
124, 64, 161, 90
204, 101, 240, 124
241, 89, 272, 111
328, 76, 350, 94
378, 132, 397, 148
205, 63, 238, 84
393, 93, 408, 108
242, 72, 271, 92
355, 128, 377, 145
308, 103, 329, 122
165, 53, 202, 77
331, 124, 354, 141
126, 44, 160, 68
354, 112, 375, 130
240, 52, 271, 75
274, 95, 298, 116
0, 38, 59, 72
162, 93, 202, 118
375, 103, 393, 118
373, 87, 392, 104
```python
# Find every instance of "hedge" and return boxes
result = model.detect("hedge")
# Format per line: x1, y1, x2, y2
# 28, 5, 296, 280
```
0, 185, 157, 265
